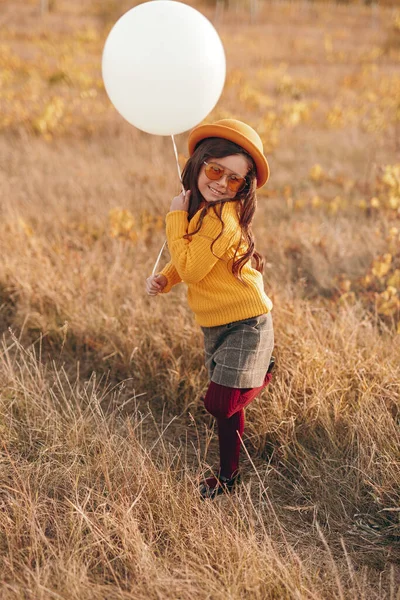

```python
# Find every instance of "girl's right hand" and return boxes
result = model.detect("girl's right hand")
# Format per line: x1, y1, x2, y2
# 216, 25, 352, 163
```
170, 189, 191, 212
146, 274, 167, 296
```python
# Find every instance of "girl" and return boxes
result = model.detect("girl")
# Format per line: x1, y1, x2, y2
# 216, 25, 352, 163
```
146, 119, 274, 500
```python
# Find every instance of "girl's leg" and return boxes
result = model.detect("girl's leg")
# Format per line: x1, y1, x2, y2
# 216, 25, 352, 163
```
203, 371, 273, 479
216, 408, 244, 479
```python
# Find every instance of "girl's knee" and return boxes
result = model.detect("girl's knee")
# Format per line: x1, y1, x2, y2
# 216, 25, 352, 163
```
204, 397, 231, 419
203, 381, 239, 419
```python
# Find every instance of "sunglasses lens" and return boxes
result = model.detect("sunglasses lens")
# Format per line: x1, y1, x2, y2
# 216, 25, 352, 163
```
204, 162, 224, 180
228, 178, 245, 192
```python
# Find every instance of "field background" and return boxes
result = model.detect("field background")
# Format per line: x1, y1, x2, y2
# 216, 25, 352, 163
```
1, 0, 400, 598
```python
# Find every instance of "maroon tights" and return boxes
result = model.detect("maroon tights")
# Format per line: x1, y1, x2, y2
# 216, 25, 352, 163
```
203, 371, 273, 479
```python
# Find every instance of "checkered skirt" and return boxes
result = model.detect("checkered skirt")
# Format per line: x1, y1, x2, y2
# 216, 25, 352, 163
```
201, 312, 274, 388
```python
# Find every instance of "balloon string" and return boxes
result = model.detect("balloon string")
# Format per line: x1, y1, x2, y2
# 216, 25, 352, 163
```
151, 135, 184, 276
151, 239, 167, 276
171, 134, 184, 191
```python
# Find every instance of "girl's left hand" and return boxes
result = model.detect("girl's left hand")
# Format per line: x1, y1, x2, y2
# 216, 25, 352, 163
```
170, 189, 191, 212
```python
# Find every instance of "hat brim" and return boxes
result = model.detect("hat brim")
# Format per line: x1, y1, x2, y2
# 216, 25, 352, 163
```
188, 124, 269, 188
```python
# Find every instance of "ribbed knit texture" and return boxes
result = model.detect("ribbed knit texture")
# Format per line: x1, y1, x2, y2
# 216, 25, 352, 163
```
159, 202, 273, 327
159, 260, 182, 294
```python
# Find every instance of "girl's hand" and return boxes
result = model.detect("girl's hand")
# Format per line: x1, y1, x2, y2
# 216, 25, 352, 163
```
170, 189, 191, 212
146, 274, 167, 296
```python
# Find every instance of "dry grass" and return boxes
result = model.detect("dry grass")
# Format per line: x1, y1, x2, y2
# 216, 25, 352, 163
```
1, 1, 400, 598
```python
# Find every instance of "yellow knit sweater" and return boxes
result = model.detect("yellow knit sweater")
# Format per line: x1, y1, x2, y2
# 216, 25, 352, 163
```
159, 201, 273, 327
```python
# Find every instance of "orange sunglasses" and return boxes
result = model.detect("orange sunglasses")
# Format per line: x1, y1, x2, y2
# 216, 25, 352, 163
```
203, 161, 247, 193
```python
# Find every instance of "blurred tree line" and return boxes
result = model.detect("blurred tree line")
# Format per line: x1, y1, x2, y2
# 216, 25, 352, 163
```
38, 0, 399, 15
204, 0, 396, 8
36, 0, 399, 23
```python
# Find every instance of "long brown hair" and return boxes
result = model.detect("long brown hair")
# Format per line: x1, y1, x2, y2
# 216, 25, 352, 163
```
181, 138, 264, 280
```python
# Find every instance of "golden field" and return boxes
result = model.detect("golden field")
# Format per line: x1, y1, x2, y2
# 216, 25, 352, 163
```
0, 0, 400, 598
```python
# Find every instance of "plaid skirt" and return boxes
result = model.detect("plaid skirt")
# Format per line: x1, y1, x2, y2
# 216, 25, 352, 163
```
201, 312, 274, 388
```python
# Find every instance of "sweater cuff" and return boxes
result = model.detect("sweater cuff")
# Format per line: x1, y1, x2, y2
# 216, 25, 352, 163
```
158, 262, 181, 294
165, 210, 189, 241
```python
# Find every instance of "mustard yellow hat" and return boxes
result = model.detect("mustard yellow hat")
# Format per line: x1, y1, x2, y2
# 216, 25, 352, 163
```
188, 118, 269, 188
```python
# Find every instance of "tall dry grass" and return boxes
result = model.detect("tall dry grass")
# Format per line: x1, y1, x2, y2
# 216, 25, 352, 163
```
1, 325, 399, 599
1, 0, 400, 598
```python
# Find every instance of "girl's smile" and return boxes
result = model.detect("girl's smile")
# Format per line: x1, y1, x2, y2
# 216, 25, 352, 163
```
198, 154, 250, 203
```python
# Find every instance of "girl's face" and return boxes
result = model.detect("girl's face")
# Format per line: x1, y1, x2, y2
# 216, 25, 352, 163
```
197, 154, 250, 203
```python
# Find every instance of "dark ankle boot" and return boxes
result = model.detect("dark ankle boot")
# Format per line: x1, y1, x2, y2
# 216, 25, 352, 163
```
199, 471, 241, 500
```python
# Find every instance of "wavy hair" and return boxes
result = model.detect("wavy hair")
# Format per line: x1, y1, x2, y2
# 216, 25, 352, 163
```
181, 137, 264, 281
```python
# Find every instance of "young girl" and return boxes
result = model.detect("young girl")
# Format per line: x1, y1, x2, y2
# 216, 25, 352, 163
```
146, 119, 274, 500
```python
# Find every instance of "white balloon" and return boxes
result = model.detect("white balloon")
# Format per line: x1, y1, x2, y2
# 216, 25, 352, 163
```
102, 1, 226, 136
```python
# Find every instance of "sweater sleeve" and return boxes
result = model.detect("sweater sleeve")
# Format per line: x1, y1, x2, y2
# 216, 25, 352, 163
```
158, 261, 182, 294
165, 209, 236, 284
